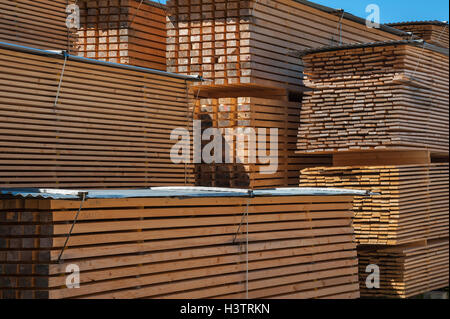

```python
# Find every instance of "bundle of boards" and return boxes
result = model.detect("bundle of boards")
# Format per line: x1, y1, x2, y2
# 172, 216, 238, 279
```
358, 239, 449, 298
297, 42, 449, 154
300, 163, 449, 245
0, 189, 360, 299
0, 0, 76, 52
388, 21, 449, 48
195, 97, 331, 188
76, 0, 167, 70
0, 43, 197, 189
166, 0, 402, 91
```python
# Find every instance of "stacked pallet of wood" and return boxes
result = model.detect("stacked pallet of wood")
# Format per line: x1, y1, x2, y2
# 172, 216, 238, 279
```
76, 0, 167, 70
300, 163, 449, 245
297, 41, 449, 155
195, 97, 332, 188
0, 0, 76, 52
388, 21, 449, 48
166, 0, 403, 92
0, 188, 361, 299
358, 239, 449, 298
0, 42, 198, 189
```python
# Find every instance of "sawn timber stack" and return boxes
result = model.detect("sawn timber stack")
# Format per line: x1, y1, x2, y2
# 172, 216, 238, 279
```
387, 21, 449, 48
300, 163, 449, 245
195, 97, 331, 188
77, 0, 168, 70
296, 41, 449, 155
0, 42, 199, 188
0, 0, 77, 52
166, 0, 403, 92
358, 239, 449, 298
0, 187, 364, 299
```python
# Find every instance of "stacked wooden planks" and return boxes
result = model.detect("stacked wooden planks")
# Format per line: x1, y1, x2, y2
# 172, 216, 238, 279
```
76, 0, 167, 70
300, 163, 449, 245
297, 42, 449, 155
195, 97, 332, 188
358, 239, 449, 298
388, 21, 449, 48
0, 43, 198, 189
296, 39, 449, 297
166, 0, 403, 91
0, 189, 360, 299
0, 0, 76, 52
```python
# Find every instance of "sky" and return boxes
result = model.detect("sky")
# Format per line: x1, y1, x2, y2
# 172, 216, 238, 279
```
159, 0, 449, 24
311, 0, 449, 24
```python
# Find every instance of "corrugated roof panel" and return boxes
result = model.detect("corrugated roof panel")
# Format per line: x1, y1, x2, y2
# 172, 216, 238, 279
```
0, 187, 369, 200
294, 39, 449, 57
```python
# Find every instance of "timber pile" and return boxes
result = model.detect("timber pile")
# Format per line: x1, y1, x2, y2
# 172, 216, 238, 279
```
297, 42, 449, 155
0, 0, 76, 52
195, 97, 331, 188
166, 0, 402, 91
76, 0, 167, 71
300, 163, 449, 245
388, 21, 449, 48
358, 239, 449, 298
0, 43, 197, 189
0, 189, 360, 299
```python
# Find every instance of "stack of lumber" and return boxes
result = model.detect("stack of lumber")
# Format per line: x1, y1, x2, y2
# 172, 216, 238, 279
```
300, 163, 449, 245
358, 239, 449, 298
166, 0, 402, 91
388, 21, 449, 48
0, 189, 361, 299
296, 40, 449, 298
195, 97, 331, 188
0, 43, 197, 189
76, 0, 167, 71
0, 0, 76, 52
297, 41, 449, 154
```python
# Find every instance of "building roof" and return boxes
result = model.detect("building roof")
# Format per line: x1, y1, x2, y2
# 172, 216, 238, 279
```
293, 39, 449, 57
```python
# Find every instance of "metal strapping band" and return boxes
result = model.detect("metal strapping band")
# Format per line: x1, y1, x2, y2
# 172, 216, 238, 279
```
57, 192, 87, 263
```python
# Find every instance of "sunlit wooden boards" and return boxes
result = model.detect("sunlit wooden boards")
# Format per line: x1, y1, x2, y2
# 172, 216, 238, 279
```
0, 43, 197, 188
76, 0, 168, 70
297, 42, 449, 155
194, 97, 332, 188
388, 21, 449, 48
0, 0, 76, 51
166, 0, 402, 92
358, 239, 449, 298
0, 190, 360, 299
300, 163, 449, 245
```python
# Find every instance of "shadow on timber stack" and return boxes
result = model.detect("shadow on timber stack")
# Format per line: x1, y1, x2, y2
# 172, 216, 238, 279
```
296, 40, 450, 298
